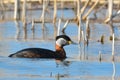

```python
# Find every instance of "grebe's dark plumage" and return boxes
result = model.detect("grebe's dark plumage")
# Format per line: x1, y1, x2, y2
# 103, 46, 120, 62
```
9, 35, 73, 59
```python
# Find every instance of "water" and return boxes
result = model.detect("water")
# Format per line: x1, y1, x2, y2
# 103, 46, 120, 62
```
0, 57, 120, 80
0, 10, 120, 80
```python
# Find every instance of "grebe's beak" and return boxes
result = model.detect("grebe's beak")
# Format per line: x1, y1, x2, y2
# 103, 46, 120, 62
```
68, 41, 72, 44
68, 41, 77, 45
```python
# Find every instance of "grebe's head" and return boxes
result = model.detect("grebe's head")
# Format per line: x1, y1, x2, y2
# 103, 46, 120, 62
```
56, 35, 72, 47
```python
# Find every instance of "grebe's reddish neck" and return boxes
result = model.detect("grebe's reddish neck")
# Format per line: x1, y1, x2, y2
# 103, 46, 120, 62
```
55, 44, 66, 58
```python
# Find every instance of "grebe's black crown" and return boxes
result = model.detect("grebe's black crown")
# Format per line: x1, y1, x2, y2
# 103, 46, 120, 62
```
56, 35, 71, 41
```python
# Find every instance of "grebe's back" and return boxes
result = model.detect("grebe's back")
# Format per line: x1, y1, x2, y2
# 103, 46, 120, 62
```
9, 48, 56, 58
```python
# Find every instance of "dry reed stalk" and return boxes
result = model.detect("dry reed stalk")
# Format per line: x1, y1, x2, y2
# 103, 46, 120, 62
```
53, 0, 57, 24
104, 0, 113, 23
81, 0, 90, 15
82, 0, 99, 20
112, 33, 115, 61
77, 0, 81, 43
22, 0, 26, 22
62, 20, 69, 33
57, 19, 61, 36
14, 0, 20, 20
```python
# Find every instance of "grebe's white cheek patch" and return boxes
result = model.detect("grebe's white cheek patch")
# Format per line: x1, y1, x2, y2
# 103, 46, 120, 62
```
56, 38, 67, 46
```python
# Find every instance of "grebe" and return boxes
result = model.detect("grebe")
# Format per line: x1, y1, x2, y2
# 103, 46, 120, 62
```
9, 35, 73, 59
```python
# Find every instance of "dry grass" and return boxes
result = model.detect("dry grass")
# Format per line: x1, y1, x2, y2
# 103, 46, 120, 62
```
2, 0, 120, 4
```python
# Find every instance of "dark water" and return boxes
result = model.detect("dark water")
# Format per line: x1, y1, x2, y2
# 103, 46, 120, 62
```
0, 10, 120, 80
